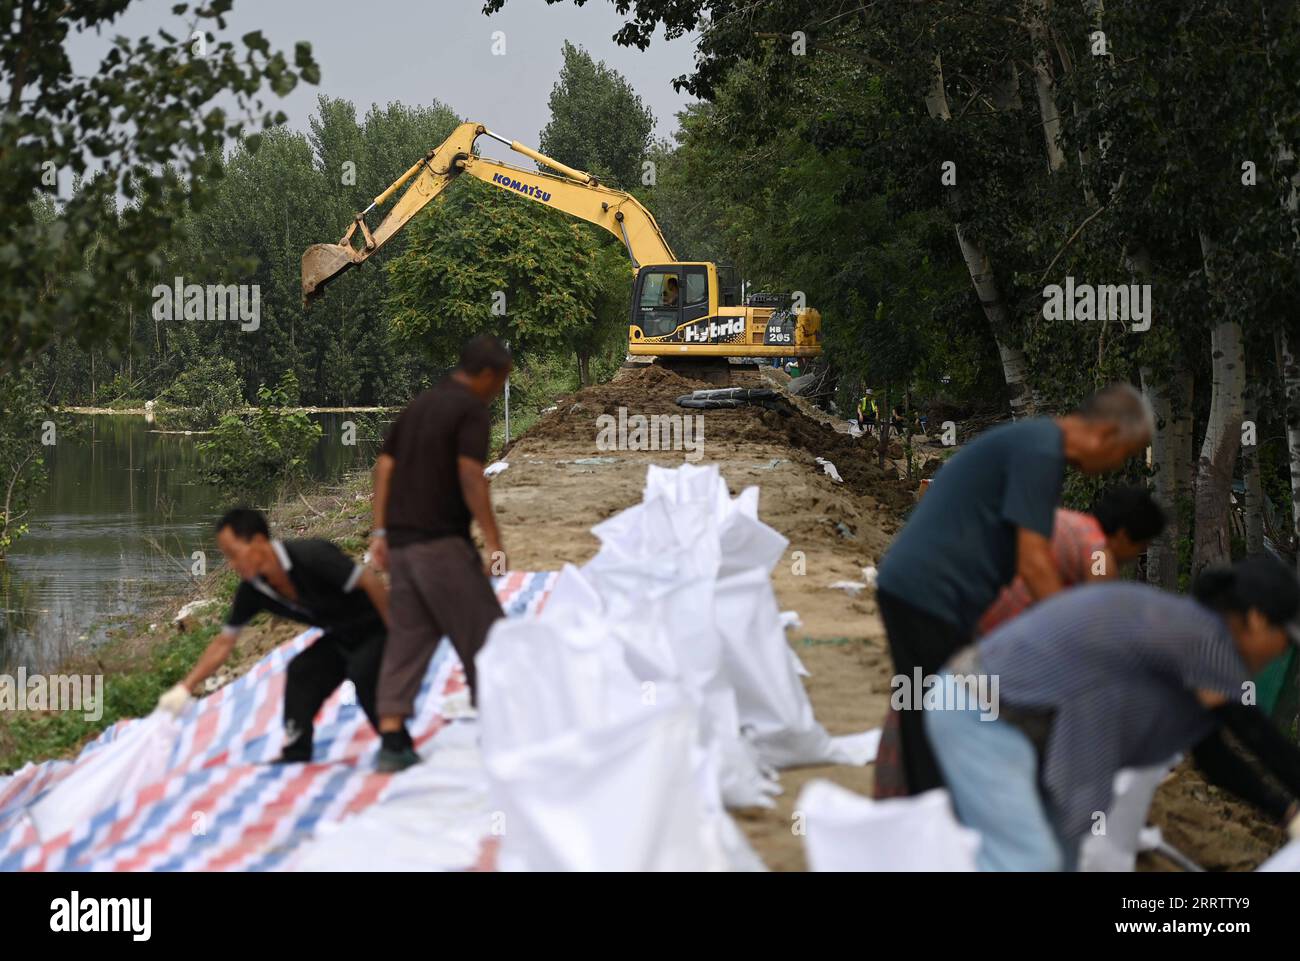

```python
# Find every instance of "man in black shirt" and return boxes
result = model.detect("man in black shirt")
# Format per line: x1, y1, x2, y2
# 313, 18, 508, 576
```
369, 334, 512, 772
156, 508, 390, 763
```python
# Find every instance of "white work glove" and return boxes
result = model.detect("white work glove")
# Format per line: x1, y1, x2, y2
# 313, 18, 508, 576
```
156, 682, 192, 718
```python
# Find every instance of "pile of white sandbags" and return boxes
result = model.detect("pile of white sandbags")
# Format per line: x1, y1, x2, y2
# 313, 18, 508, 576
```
476, 463, 873, 872
478, 566, 761, 871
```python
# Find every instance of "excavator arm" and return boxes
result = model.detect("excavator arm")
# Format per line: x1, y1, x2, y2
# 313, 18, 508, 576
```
302, 121, 675, 304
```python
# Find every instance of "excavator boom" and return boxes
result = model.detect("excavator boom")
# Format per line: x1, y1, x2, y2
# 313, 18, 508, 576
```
302, 122, 674, 304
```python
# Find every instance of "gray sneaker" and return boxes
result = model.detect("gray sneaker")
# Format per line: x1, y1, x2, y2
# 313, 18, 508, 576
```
376, 746, 420, 773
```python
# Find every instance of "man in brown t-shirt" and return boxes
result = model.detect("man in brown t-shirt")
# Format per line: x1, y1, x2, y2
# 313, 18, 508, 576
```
369, 334, 512, 772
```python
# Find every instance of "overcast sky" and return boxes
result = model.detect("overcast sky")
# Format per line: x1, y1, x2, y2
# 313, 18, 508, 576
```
65, 0, 701, 164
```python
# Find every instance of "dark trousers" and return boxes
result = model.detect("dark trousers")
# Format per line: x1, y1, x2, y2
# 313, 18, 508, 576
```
283, 628, 385, 756
877, 589, 970, 795
380, 536, 504, 717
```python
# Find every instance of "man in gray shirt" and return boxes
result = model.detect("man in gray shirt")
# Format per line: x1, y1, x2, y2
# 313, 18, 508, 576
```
927, 557, 1300, 870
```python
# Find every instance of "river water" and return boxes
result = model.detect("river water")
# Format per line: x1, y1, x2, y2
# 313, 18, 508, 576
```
0, 412, 385, 672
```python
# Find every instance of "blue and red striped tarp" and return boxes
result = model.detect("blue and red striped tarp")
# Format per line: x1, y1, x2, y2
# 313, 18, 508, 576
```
0, 571, 555, 871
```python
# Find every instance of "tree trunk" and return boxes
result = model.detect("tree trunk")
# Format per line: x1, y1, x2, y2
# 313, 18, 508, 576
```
1028, 1, 1067, 173
1142, 367, 1193, 588
926, 54, 1035, 417
878, 384, 892, 471
577, 351, 591, 387
954, 224, 1035, 416
1242, 374, 1265, 555
1279, 331, 1300, 567
1192, 235, 1245, 573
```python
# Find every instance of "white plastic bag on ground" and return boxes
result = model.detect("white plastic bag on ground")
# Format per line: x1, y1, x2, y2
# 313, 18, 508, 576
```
798, 779, 980, 871
28, 711, 180, 841
592, 464, 874, 772
582, 488, 782, 808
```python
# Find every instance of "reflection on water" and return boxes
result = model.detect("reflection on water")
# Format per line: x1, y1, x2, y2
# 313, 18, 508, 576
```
0, 412, 386, 672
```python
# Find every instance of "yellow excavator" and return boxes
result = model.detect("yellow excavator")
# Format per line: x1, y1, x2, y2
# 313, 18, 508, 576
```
301, 122, 821, 371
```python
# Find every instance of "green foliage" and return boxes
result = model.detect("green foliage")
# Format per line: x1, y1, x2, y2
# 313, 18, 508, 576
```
1, 0, 318, 374
0, 372, 51, 556
509, 0, 1300, 583
198, 371, 322, 500
385, 178, 606, 362
641, 53, 997, 413
538, 41, 656, 189
0, 623, 221, 773
31, 95, 462, 410
159, 357, 244, 428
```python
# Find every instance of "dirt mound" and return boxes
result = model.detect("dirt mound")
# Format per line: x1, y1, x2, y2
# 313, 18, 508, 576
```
1144, 762, 1285, 871
511, 366, 914, 510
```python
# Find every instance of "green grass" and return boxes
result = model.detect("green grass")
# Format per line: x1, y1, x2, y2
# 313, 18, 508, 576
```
0, 623, 221, 773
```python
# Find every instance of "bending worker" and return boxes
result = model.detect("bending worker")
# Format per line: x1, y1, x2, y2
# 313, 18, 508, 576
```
927, 554, 1300, 871
157, 508, 390, 763
873, 484, 1167, 799
874, 383, 1154, 795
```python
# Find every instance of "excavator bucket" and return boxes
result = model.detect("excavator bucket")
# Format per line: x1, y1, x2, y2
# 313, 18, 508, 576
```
301, 243, 358, 307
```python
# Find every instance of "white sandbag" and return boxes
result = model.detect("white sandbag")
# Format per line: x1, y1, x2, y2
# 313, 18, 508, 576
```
477, 599, 648, 753
1079, 760, 1177, 872
829, 728, 882, 766
477, 574, 762, 869
590, 463, 874, 772
1258, 839, 1300, 872
715, 566, 864, 768
583, 489, 782, 808
798, 779, 980, 872
485, 693, 732, 871
28, 711, 180, 841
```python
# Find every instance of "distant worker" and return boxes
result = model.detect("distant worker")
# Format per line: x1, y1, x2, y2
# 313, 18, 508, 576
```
156, 508, 390, 764
875, 383, 1154, 795
369, 334, 513, 773
927, 556, 1300, 870
890, 404, 910, 438
857, 390, 879, 435
872, 485, 1167, 798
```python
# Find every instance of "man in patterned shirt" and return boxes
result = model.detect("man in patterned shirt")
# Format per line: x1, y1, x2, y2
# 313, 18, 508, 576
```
977, 485, 1166, 635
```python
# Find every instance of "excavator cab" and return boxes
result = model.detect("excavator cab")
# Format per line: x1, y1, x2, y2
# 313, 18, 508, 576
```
632, 265, 711, 338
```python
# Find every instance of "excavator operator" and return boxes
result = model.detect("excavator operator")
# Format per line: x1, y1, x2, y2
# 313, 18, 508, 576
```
662, 275, 679, 307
